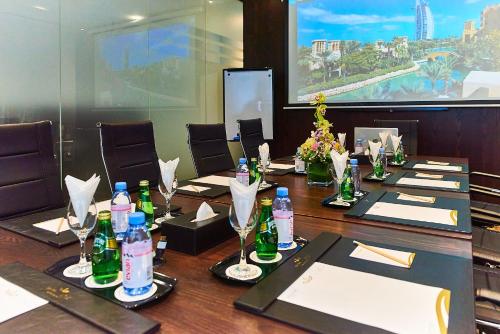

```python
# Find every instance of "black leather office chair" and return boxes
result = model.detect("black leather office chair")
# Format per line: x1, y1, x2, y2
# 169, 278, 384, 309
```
238, 118, 266, 160
98, 121, 160, 194
374, 119, 418, 155
186, 123, 234, 177
0, 121, 64, 220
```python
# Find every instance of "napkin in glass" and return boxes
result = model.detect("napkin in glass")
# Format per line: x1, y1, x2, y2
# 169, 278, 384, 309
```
159, 157, 179, 192
368, 140, 382, 162
64, 174, 100, 227
191, 202, 218, 222
330, 150, 350, 180
379, 132, 390, 148
337, 133, 346, 148
390, 134, 402, 152
229, 178, 259, 229
259, 143, 269, 165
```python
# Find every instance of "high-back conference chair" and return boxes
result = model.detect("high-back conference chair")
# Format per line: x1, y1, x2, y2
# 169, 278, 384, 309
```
238, 118, 266, 160
374, 119, 419, 155
98, 121, 160, 193
186, 123, 234, 177
0, 121, 64, 220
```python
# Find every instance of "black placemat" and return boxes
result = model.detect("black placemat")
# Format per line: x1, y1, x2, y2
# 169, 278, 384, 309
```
403, 160, 469, 174
45, 256, 176, 309
363, 172, 392, 182
321, 191, 369, 209
383, 171, 469, 193
209, 236, 308, 285
0, 262, 160, 334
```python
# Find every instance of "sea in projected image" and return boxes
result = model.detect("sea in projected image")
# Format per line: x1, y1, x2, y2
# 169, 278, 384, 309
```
291, 0, 500, 103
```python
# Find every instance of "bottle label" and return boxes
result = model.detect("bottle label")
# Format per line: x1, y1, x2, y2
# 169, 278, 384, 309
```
122, 239, 153, 289
236, 172, 249, 186
273, 211, 293, 244
111, 204, 131, 234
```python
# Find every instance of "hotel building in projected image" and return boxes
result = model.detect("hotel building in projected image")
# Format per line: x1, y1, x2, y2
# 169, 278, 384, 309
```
415, 0, 434, 40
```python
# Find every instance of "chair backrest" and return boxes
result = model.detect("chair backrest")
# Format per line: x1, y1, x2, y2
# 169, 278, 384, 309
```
374, 119, 419, 155
186, 123, 234, 177
0, 121, 64, 220
238, 118, 266, 160
98, 121, 160, 193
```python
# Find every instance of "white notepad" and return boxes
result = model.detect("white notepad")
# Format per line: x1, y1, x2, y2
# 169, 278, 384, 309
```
366, 202, 458, 226
397, 177, 460, 189
191, 175, 233, 187
415, 173, 444, 179
350, 244, 415, 268
413, 164, 462, 172
278, 263, 450, 334
0, 276, 49, 323
268, 163, 294, 170
178, 185, 211, 193
397, 193, 436, 204
33, 218, 69, 233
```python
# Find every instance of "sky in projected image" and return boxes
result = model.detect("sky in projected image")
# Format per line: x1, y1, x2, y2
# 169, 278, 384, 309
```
289, 0, 500, 104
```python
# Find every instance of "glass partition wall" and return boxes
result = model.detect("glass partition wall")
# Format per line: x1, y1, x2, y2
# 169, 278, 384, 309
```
0, 0, 243, 198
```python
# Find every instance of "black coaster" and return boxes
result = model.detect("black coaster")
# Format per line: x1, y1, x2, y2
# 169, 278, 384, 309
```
45, 256, 176, 309
363, 172, 392, 182
209, 236, 308, 285
321, 191, 369, 209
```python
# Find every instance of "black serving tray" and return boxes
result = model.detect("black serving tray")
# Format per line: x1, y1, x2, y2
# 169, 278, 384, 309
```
321, 191, 369, 209
45, 256, 176, 309
209, 236, 308, 285
362, 172, 392, 182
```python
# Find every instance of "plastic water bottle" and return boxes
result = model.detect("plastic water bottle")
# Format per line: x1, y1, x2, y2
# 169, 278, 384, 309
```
122, 212, 153, 296
294, 147, 305, 173
272, 187, 293, 248
111, 181, 131, 240
350, 159, 363, 196
379, 147, 388, 177
236, 157, 249, 186
354, 139, 364, 154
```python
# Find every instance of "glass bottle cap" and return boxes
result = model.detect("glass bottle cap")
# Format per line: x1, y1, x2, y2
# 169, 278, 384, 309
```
98, 210, 111, 220
139, 180, 149, 186
261, 198, 272, 206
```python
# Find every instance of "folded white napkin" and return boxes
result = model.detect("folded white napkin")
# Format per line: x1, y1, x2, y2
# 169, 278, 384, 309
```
390, 134, 402, 152
379, 132, 389, 148
259, 143, 269, 165
337, 133, 346, 148
65, 174, 100, 227
229, 178, 260, 229
191, 202, 218, 222
330, 150, 350, 180
368, 140, 382, 162
159, 157, 179, 192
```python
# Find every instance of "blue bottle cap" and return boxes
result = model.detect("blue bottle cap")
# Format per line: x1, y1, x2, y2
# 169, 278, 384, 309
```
350, 159, 358, 165
239, 157, 247, 164
277, 187, 288, 197
115, 181, 127, 191
379, 147, 385, 153
129, 212, 145, 225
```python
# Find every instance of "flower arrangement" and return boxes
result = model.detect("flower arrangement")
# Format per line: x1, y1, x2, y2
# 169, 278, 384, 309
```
298, 92, 343, 163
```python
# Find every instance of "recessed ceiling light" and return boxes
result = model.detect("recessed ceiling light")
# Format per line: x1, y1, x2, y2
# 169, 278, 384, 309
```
33, 5, 48, 11
208, 0, 214, 3
80, 28, 85, 31
127, 15, 144, 22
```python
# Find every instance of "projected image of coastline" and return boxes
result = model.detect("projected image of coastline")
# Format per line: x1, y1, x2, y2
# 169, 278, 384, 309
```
289, 0, 500, 104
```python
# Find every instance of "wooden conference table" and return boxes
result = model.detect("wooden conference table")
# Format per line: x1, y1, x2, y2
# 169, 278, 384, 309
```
0, 156, 474, 333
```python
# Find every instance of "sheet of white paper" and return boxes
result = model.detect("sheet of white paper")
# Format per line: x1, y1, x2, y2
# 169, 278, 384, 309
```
366, 202, 457, 226
350, 245, 414, 268
397, 193, 436, 203
427, 160, 450, 166
191, 175, 233, 187
413, 164, 462, 172
33, 218, 69, 233
178, 185, 211, 193
0, 276, 49, 323
415, 173, 444, 179
191, 213, 218, 223
278, 263, 450, 334
268, 163, 294, 170
95, 200, 111, 212
397, 177, 460, 189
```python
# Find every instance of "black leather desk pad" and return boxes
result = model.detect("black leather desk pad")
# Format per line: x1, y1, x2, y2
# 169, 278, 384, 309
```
0, 262, 160, 334
383, 171, 469, 193
45, 256, 176, 309
235, 232, 474, 334
344, 190, 471, 234
403, 160, 469, 174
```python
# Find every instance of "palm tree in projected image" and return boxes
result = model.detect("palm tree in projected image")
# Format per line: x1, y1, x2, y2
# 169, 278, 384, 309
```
359, 82, 393, 101
440, 57, 458, 97
420, 61, 446, 95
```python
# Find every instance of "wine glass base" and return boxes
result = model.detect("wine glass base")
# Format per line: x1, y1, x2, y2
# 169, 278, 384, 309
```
63, 262, 92, 278
329, 199, 351, 207
225, 263, 262, 280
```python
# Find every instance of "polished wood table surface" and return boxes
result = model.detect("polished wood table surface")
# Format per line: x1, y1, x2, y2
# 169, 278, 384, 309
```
0, 156, 474, 333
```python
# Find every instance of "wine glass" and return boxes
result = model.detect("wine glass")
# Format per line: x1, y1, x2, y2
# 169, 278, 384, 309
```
158, 177, 178, 222
259, 155, 271, 187
226, 201, 262, 280
329, 164, 346, 205
65, 199, 97, 277
368, 148, 383, 179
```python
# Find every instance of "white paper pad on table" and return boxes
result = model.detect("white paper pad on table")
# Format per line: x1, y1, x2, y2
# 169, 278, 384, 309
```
95, 200, 111, 212
427, 161, 450, 166
33, 218, 69, 234
413, 164, 462, 172
366, 202, 458, 226
350, 244, 415, 268
415, 173, 444, 179
397, 193, 436, 204
178, 185, 211, 193
268, 163, 294, 170
191, 175, 233, 187
278, 263, 450, 334
397, 177, 460, 190
0, 276, 49, 323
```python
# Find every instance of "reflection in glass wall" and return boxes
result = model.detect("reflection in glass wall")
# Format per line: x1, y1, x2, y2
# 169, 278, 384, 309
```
0, 0, 243, 198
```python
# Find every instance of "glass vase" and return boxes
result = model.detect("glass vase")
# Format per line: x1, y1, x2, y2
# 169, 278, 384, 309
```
307, 161, 333, 187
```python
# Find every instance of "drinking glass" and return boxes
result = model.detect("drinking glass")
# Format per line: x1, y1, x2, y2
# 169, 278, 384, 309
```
259, 156, 271, 187
329, 164, 346, 205
226, 202, 262, 280
66, 199, 97, 277
158, 177, 178, 222
368, 150, 383, 179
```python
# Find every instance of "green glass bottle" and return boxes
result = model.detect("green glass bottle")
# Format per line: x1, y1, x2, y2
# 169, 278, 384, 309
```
255, 198, 278, 260
136, 180, 154, 229
92, 211, 120, 284
373, 160, 385, 178
249, 157, 260, 185
340, 164, 355, 201
394, 141, 405, 164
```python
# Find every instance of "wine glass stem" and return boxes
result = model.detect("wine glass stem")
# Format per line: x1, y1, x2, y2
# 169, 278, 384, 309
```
337, 180, 343, 202
238, 235, 248, 267
164, 195, 172, 219
78, 239, 86, 272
